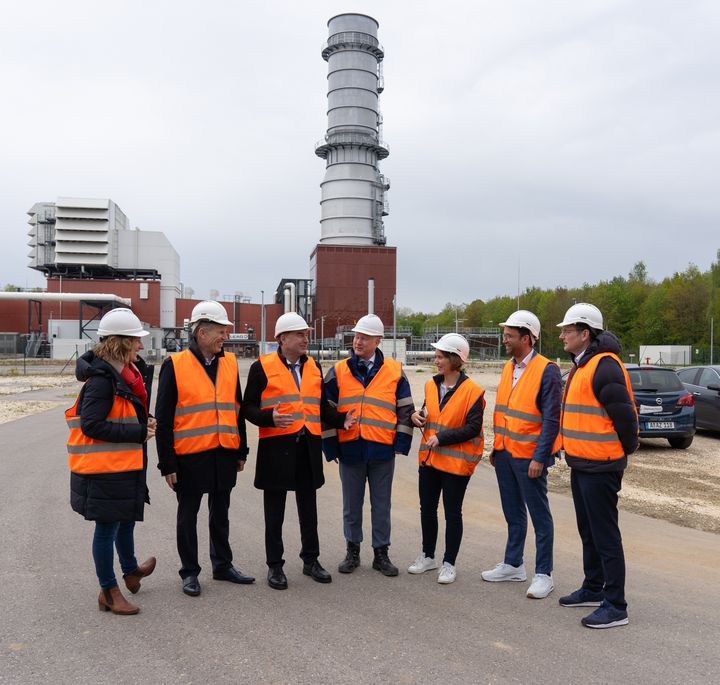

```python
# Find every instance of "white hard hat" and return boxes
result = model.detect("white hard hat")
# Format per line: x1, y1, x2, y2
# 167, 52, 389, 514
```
97, 308, 149, 338
432, 333, 470, 363
190, 300, 232, 326
500, 310, 541, 341
275, 312, 310, 337
557, 302, 603, 330
351, 314, 384, 337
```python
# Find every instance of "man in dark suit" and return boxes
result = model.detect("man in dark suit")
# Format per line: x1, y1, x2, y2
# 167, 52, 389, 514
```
243, 312, 355, 590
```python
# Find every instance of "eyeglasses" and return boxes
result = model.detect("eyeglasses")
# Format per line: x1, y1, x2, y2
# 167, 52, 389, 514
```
560, 326, 580, 336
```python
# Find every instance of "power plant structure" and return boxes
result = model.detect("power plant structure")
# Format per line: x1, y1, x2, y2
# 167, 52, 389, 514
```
310, 13, 397, 333
5, 14, 500, 364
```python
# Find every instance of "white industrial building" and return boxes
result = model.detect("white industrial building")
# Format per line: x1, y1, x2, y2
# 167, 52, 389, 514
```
27, 197, 181, 329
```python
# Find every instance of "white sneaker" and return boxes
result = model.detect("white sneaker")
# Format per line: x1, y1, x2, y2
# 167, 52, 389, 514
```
481, 562, 527, 582
437, 562, 456, 584
527, 573, 554, 599
407, 553, 439, 574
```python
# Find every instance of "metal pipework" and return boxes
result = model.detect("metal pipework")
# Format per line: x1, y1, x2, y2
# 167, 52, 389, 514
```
368, 278, 375, 315
316, 13, 390, 246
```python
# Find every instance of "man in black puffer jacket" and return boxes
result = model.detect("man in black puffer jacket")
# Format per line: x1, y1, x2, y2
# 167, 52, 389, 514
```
556, 303, 638, 630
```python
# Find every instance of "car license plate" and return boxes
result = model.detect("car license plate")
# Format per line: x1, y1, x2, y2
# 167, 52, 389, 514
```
639, 405, 663, 414
647, 421, 674, 429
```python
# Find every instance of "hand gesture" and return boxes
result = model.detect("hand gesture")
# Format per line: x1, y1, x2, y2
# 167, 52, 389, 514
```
237, 459, 246, 472
343, 408, 357, 430
425, 434, 439, 449
145, 421, 156, 441
165, 473, 177, 489
411, 410, 427, 428
273, 403, 295, 428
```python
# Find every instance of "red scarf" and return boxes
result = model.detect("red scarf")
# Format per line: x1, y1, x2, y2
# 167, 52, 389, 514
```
121, 363, 148, 412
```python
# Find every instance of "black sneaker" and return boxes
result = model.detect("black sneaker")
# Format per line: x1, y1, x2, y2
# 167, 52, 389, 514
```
581, 601, 629, 629
559, 588, 604, 607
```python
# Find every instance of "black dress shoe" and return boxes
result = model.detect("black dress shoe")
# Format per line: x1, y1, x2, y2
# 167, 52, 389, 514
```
267, 566, 288, 590
303, 560, 332, 584
182, 576, 201, 597
213, 566, 256, 584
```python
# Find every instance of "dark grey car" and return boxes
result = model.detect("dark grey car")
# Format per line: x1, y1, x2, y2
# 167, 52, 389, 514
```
676, 366, 720, 431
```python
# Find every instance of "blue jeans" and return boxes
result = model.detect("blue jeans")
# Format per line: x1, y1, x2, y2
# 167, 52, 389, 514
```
339, 458, 395, 548
92, 521, 138, 590
494, 450, 554, 575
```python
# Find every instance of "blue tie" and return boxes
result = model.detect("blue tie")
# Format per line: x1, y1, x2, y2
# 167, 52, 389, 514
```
290, 363, 301, 390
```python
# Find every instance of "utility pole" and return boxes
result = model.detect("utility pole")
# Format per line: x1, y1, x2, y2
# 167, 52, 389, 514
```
392, 294, 397, 359
320, 316, 325, 360
260, 290, 266, 355
711, 317, 715, 365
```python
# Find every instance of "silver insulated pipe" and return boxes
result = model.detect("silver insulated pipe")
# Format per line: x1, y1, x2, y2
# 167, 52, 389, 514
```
315, 13, 390, 246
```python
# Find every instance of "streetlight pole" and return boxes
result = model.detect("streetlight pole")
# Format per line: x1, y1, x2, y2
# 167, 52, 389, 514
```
320, 316, 325, 360
260, 290, 266, 355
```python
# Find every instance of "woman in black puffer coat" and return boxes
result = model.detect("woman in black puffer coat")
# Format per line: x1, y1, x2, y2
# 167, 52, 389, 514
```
67, 308, 157, 615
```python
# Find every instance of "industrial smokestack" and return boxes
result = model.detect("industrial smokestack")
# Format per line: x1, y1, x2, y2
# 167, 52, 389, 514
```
315, 13, 390, 247
368, 278, 375, 315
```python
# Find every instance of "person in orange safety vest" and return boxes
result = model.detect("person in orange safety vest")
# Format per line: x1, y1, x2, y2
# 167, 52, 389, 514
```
556, 303, 638, 630
155, 300, 252, 598
243, 312, 356, 591
481, 310, 561, 600
408, 333, 484, 585
67, 307, 156, 615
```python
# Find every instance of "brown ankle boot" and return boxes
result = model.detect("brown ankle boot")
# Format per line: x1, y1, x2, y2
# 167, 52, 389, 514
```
98, 586, 140, 615
123, 556, 157, 594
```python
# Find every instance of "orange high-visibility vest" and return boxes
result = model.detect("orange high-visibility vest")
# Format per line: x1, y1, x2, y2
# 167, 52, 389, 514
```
171, 350, 241, 455
561, 352, 636, 461
335, 358, 401, 445
66, 393, 143, 474
418, 378, 485, 476
258, 353, 322, 438
493, 353, 561, 458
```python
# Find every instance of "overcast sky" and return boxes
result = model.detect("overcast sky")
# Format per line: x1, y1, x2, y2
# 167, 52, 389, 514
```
2, 0, 718, 312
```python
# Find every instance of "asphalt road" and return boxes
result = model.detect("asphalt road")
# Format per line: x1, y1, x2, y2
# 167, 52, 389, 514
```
1, 380, 719, 684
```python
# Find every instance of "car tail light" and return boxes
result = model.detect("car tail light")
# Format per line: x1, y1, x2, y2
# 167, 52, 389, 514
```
677, 393, 694, 407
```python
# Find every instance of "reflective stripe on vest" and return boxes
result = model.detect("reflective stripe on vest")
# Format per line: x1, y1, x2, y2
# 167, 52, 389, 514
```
560, 352, 636, 461
66, 393, 143, 474
171, 350, 240, 455
493, 354, 561, 458
258, 353, 322, 438
418, 378, 485, 476
335, 358, 402, 445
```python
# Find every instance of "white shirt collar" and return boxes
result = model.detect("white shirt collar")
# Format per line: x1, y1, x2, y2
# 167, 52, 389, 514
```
513, 349, 535, 368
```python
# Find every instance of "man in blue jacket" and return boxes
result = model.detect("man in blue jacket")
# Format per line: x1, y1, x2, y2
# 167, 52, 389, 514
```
323, 314, 414, 577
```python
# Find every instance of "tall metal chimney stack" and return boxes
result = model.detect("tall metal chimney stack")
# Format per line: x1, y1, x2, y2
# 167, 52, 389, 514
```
315, 13, 390, 246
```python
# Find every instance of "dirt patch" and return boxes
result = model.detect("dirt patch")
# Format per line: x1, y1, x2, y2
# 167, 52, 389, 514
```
0, 375, 77, 395
0, 400, 66, 424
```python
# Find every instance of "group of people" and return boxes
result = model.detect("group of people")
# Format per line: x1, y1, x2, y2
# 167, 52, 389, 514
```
66, 299, 638, 629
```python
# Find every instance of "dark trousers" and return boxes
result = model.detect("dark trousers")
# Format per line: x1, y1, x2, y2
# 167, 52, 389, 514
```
263, 487, 319, 567
176, 489, 233, 579
92, 521, 138, 589
339, 458, 394, 548
570, 469, 627, 610
494, 450, 554, 574
418, 465, 470, 565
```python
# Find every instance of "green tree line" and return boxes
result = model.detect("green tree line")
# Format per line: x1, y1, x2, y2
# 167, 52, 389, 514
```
399, 253, 720, 361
